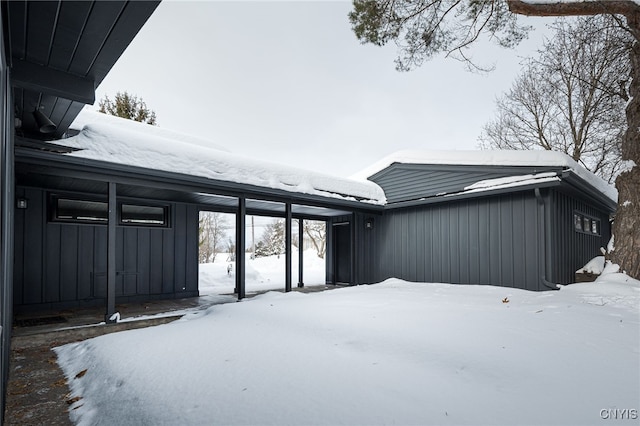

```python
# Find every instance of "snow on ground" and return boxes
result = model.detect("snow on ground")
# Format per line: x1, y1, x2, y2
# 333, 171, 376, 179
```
55, 272, 639, 426
198, 249, 326, 295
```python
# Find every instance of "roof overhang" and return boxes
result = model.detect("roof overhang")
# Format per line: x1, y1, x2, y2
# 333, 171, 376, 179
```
3, 0, 160, 139
15, 148, 383, 219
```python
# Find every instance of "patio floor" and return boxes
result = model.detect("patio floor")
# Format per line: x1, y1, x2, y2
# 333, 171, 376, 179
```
4, 284, 340, 425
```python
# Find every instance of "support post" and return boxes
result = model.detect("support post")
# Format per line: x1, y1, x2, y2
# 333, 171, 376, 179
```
351, 213, 356, 286
285, 203, 292, 292
236, 198, 246, 300
105, 182, 117, 323
298, 218, 304, 288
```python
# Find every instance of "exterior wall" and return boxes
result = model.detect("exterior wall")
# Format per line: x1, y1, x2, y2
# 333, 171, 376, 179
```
371, 191, 544, 291
13, 186, 199, 312
548, 189, 612, 284
0, 13, 13, 418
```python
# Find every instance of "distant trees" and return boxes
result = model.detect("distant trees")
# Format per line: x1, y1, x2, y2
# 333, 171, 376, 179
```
480, 15, 631, 183
304, 220, 326, 259
199, 212, 230, 263
254, 220, 285, 258
98, 91, 157, 125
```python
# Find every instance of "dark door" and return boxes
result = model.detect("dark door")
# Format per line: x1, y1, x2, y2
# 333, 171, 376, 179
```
333, 222, 351, 284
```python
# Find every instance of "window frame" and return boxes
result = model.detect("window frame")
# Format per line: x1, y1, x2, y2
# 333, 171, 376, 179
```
573, 211, 601, 236
118, 201, 170, 227
50, 194, 108, 224
49, 193, 171, 228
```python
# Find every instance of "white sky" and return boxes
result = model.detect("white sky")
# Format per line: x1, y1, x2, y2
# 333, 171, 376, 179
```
91, 0, 555, 178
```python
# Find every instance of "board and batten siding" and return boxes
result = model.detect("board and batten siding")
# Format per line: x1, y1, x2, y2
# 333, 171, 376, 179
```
13, 186, 199, 311
373, 192, 543, 291
548, 189, 612, 284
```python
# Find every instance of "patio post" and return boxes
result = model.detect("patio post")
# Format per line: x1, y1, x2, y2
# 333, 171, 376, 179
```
298, 218, 304, 288
235, 197, 246, 300
285, 202, 292, 292
105, 182, 117, 323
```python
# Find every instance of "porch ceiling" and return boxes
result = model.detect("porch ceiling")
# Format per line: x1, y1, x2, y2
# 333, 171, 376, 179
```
4, 0, 159, 140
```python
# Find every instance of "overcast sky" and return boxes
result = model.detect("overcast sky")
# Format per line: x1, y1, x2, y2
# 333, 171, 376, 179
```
90, 1, 554, 178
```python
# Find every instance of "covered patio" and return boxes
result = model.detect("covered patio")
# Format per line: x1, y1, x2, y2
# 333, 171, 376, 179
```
14, 118, 384, 323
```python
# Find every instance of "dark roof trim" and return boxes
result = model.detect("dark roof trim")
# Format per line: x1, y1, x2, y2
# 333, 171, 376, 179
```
368, 162, 565, 181
562, 172, 617, 213
382, 180, 563, 210
15, 148, 384, 214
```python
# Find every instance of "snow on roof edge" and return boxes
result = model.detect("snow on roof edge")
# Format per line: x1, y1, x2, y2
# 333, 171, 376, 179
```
58, 114, 387, 205
353, 149, 617, 204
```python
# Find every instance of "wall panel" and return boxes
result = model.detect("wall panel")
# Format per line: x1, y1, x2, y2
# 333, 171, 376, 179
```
371, 192, 542, 290
14, 187, 200, 311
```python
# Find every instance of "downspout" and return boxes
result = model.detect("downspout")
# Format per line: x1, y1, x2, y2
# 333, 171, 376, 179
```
534, 188, 560, 290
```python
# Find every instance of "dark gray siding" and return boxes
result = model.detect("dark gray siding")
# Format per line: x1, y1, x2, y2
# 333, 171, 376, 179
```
371, 192, 543, 291
1, 24, 13, 419
370, 163, 562, 204
13, 187, 199, 312
548, 189, 612, 284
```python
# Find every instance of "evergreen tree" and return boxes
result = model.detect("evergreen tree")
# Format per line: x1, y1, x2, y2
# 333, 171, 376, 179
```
98, 91, 157, 125
254, 220, 285, 258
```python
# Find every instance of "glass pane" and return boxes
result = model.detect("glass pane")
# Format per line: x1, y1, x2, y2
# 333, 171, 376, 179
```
121, 204, 166, 225
591, 220, 599, 234
583, 217, 591, 232
574, 214, 582, 231
57, 198, 107, 221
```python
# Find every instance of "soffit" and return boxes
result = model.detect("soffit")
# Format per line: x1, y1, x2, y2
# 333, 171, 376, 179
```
4, 0, 159, 140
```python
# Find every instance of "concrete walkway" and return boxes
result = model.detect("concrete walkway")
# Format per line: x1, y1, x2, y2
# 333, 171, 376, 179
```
3, 285, 340, 424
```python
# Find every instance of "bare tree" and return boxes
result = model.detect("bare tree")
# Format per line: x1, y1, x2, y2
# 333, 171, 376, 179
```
350, 0, 640, 279
304, 220, 327, 259
480, 15, 630, 183
198, 212, 230, 263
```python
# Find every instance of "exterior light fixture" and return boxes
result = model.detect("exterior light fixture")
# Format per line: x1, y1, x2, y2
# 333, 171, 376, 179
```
33, 109, 57, 134
16, 198, 28, 209
365, 218, 374, 230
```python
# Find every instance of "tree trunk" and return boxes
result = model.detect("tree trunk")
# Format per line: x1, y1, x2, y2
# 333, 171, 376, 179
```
611, 13, 640, 280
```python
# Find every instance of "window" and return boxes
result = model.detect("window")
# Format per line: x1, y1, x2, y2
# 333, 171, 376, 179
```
50, 194, 170, 227
574, 211, 600, 236
120, 203, 168, 226
53, 197, 108, 223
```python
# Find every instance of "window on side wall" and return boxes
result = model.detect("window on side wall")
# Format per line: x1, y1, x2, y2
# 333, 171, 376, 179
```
573, 211, 600, 236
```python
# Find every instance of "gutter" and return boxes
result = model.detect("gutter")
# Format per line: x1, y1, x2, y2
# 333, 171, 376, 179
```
534, 188, 561, 290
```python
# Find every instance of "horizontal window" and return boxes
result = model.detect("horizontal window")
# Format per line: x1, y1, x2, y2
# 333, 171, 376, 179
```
50, 194, 170, 227
54, 198, 108, 223
574, 212, 600, 236
121, 204, 168, 226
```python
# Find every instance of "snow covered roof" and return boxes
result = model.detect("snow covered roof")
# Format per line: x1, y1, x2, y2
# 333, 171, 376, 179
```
60, 110, 386, 205
355, 149, 617, 203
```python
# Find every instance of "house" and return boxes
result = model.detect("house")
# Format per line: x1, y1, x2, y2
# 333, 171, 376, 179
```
13, 112, 616, 317
0, 1, 617, 421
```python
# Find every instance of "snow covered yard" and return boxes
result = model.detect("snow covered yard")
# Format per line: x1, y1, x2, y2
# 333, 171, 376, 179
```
198, 249, 326, 295
55, 273, 639, 426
